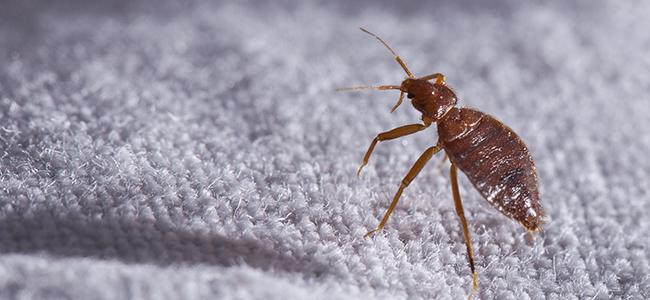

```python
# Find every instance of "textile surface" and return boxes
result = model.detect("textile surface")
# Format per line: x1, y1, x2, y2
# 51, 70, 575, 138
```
1, 1, 649, 299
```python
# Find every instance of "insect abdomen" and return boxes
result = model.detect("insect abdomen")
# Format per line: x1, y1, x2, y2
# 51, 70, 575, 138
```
438, 108, 543, 231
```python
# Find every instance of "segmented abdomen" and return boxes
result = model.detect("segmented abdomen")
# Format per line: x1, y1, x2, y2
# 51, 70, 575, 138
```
438, 107, 543, 231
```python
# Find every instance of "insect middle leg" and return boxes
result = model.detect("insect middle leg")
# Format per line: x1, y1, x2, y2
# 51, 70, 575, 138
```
357, 123, 431, 176
364, 144, 442, 239
450, 163, 479, 292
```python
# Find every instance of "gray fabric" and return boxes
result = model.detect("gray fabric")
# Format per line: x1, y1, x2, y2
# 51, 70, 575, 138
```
1, 1, 649, 299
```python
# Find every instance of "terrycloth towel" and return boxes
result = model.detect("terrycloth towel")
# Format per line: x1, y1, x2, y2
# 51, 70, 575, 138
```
1, 1, 649, 299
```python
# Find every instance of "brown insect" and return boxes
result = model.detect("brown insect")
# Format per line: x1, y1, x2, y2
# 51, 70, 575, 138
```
339, 28, 544, 293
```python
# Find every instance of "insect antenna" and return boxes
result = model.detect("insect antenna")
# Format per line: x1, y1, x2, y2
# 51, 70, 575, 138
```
336, 85, 405, 113
360, 27, 414, 78
335, 85, 401, 92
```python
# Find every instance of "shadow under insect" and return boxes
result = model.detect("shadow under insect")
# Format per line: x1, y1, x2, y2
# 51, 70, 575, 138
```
0, 209, 330, 276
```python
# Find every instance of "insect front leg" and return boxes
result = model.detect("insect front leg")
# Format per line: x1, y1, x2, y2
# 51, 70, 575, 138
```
357, 122, 431, 176
419, 73, 445, 85
364, 144, 442, 239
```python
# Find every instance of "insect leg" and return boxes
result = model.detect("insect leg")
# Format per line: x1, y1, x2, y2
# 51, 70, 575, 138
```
450, 163, 479, 293
419, 73, 445, 85
390, 91, 405, 113
364, 145, 442, 239
357, 123, 431, 176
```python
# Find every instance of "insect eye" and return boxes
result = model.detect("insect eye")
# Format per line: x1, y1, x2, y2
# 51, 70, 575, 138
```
407, 93, 415, 99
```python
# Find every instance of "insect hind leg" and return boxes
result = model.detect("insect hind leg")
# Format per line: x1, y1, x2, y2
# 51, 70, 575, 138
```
450, 163, 479, 294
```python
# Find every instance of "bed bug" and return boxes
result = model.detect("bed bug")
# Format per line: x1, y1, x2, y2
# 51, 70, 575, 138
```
338, 28, 544, 293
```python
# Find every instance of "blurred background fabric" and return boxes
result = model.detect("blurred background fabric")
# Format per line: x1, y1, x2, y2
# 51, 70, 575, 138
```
1, 1, 649, 299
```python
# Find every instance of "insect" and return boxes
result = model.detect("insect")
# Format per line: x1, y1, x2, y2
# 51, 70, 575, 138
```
339, 28, 544, 293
